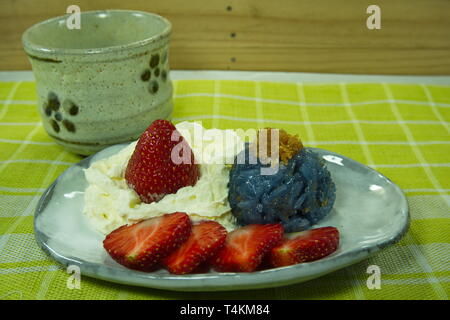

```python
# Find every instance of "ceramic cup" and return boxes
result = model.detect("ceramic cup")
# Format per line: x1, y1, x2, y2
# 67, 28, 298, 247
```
22, 10, 173, 155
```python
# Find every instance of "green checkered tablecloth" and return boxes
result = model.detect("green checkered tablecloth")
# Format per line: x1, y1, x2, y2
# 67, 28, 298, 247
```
0, 79, 449, 300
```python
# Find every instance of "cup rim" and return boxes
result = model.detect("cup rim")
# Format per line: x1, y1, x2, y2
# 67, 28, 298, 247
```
22, 9, 172, 57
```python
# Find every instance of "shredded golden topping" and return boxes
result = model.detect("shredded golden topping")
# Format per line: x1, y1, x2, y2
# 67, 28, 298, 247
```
255, 128, 303, 164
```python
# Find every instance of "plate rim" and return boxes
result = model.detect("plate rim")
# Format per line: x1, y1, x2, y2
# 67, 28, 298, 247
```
34, 144, 410, 292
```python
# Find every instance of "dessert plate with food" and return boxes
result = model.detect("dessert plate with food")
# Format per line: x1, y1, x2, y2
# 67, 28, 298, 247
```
34, 120, 409, 291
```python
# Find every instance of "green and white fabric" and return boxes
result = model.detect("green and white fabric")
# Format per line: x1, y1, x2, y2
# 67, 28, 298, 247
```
0, 80, 449, 299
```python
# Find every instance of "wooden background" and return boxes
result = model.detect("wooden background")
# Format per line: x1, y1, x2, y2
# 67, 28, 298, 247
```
1, 0, 450, 74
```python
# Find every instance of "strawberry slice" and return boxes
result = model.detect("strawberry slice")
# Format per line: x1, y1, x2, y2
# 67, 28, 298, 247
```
162, 220, 227, 274
125, 119, 200, 204
211, 224, 284, 272
268, 226, 339, 268
103, 212, 191, 271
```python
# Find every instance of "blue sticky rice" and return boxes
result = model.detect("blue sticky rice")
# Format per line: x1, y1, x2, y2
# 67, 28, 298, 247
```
228, 145, 336, 232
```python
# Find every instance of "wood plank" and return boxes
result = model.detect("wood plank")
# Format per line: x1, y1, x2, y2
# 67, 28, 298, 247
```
1, 0, 449, 74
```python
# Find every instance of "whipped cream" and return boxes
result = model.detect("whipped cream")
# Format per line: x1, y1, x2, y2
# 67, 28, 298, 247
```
83, 121, 244, 234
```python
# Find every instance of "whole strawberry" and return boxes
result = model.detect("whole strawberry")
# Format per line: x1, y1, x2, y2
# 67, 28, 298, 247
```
125, 119, 200, 203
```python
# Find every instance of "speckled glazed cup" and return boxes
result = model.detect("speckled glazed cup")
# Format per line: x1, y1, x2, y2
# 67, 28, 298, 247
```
22, 10, 173, 155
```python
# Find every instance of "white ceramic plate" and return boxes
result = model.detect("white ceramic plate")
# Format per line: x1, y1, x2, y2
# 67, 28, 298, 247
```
34, 143, 409, 291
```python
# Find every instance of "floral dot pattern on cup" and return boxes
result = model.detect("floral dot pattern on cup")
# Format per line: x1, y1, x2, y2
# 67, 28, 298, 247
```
149, 80, 159, 94
47, 92, 60, 111
141, 50, 169, 94
141, 69, 151, 82
149, 53, 160, 68
63, 100, 79, 116
161, 70, 167, 82
68, 103, 79, 116
50, 119, 60, 133
62, 119, 76, 133
54, 112, 63, 121
43, 93, 79, 134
